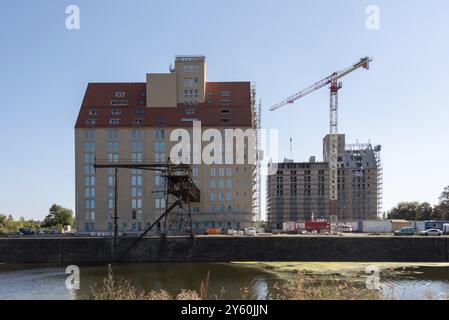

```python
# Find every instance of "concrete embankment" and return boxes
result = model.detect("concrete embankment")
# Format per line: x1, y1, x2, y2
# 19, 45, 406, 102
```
0, 235, 448, 264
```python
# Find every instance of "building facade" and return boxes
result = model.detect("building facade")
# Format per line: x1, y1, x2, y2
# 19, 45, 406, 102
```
267, 134, 382, 229
75, 56, 257, 235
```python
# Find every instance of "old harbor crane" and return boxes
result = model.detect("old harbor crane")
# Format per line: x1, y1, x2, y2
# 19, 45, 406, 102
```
269, 57, 372, 219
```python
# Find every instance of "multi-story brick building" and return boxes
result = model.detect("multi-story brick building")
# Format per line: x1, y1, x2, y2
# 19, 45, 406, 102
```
75, 56, 257, 234
267, 134, 382, 229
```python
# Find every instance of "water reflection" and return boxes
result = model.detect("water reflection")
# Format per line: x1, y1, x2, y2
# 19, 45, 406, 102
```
0, 263, 448, 300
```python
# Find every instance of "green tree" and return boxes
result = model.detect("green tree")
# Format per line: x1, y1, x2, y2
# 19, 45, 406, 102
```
416, 202, 433, 221
433, 186, 449, 220
387, 202, 421, 220
41, 204, 74, 229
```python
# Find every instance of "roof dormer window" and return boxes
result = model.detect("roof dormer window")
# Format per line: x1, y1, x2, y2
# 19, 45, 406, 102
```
110, 100, 128, 106
112, 109, 122, 115
115, 91, 126, 98
88, 108, 99, 116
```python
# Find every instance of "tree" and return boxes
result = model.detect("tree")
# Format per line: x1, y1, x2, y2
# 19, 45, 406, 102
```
433, 186, 449, 220
387, 202, 421, 220
41, 204, 74, 229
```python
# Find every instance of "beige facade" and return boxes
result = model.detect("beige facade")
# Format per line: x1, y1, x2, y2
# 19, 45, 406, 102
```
146, 55, 207, 108
146, 73, 177, 108
75, 127, 255, 234
75, 56, 256, 235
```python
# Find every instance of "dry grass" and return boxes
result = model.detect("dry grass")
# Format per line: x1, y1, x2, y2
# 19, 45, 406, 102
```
92, 264, 204, 300
273, 271, 380, 300
96, 265, 449, 301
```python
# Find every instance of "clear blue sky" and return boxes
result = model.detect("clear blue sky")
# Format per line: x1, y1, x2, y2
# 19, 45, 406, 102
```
1, 0, 448, 220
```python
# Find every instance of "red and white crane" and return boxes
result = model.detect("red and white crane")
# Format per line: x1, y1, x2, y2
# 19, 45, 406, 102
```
269, 57, 372, 218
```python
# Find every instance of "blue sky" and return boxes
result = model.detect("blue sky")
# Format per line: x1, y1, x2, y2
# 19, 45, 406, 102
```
0, 0, 448, 219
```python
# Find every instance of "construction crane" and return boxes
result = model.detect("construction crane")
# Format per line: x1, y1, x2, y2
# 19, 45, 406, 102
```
269, 57, 372, 219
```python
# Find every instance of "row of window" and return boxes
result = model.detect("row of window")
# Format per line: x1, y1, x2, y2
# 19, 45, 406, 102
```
210, 191, 249, 202
183, 77, 199, 87
210, 180, 233, 189
210, 167, 233, 177
183, 64, 199, 73
86, 118, 144, 126
184, 90, 199, 98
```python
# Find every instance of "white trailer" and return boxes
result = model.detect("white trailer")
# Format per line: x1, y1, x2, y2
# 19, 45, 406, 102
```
283, 222, 296, 233
410, 221, 426, 232
362, 220, 392, 233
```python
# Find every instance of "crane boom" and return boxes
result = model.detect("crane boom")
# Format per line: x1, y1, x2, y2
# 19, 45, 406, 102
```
269, 56, 372, 221
269, 57, 371, 111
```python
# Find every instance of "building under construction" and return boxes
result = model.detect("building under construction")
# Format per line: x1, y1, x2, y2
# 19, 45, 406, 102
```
267, 134, 382, 230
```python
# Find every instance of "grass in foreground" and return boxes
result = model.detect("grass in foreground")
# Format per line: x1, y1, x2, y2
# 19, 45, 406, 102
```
92, 265, 380, 300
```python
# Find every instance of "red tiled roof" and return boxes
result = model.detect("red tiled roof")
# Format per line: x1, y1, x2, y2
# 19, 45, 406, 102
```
75, 82, 253, 128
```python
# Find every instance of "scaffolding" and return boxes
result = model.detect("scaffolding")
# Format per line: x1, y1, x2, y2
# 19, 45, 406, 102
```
374, 145, 383, 219
251, 83, 262, 227
93, 158, 200, 253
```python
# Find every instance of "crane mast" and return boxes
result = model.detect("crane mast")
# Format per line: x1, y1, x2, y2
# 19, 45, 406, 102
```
269, 57, 372, 219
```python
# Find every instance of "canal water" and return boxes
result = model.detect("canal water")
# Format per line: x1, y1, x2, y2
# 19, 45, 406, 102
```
0, 262, 448, 300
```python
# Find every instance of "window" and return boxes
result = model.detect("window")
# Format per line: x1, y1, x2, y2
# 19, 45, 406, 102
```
227, 180, 232, 189
86, 119, 96, 125
112, 109, 122, 115
220, 109, 230, 114
185, 108, 195, 115
220, 91, 231, 97
109, 119, 120, 125
133, 119, 143, 125
108, 128, 119, 140
210, 168, 216, 177
115, 91, 126, 98
226, 168, 232, 176
211, 192, 216, 201
156, 129, 165, 139
183, 78, 198, 87
219, 180, 225, 189
88, 109, 99, 116
210, 180, 217, 188
110, 100, 128, 106
134, 109, 145, 115
226, 192, 233, 201
219, 168, 225, 176
221, 118, 230, 125
183, 64, 199, 73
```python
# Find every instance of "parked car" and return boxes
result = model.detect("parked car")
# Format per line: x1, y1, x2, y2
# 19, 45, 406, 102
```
394, 227, 415, 236
18, 228, 35, 236
338, 225, 353, 233
244, 227, 256, 236
419, 229, 443, 236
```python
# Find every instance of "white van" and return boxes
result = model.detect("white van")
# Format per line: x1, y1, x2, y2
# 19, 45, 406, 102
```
244, 227, 256, 236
